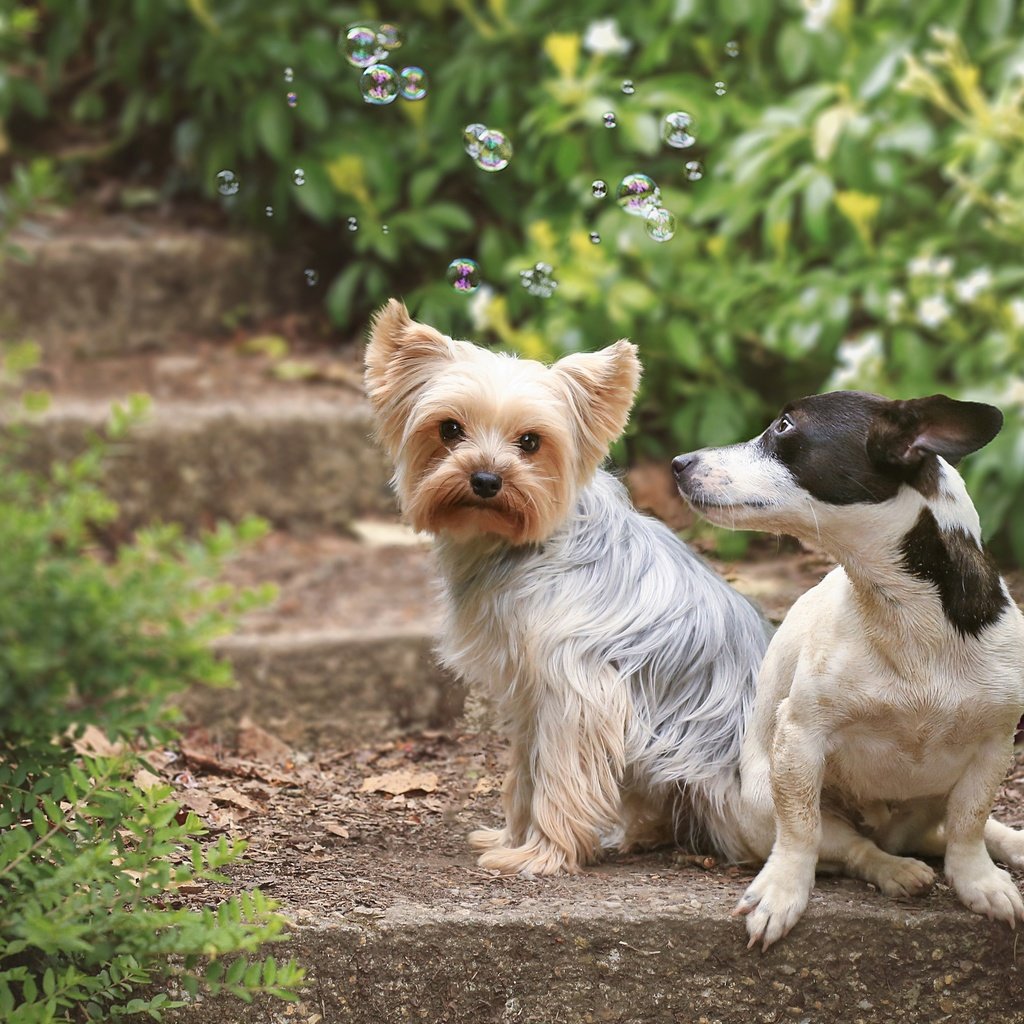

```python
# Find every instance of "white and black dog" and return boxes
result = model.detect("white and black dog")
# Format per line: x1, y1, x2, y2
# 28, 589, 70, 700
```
673, 390, 1024, 949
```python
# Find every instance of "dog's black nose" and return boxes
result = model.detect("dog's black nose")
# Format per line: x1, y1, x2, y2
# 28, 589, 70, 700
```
470, 471, 503, 499
672, 453, 697, 480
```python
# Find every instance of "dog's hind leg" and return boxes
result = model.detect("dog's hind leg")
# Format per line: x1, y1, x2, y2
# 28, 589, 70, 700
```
819, 813, 935, 896
984, 819, 1024, 871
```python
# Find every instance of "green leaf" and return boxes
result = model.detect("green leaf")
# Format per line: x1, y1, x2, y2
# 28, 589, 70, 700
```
254, 93, 291, 161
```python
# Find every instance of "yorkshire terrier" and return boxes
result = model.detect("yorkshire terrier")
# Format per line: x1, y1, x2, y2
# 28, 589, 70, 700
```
364, 299, 769, 876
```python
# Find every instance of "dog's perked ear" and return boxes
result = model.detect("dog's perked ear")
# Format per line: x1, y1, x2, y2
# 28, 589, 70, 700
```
365, 298, 453, 453
550, 340, 642, 472
867, 394, 1004, 470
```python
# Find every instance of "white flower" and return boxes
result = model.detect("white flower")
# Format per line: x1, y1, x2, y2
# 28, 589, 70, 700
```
1009, 298, 1024, 329
953, 268, 993, 303
582, 19, 631, 56
803, 0, 836, 32
827, 332, 884, 389
917, 294, 951, 329
468, 284, 495, 331
933, 256, 953, 277
907, 254, 952, 278
886, 290, 906, 322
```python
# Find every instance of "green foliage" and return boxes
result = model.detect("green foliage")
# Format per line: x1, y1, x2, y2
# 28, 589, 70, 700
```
3, 0, 1024, 557
0, 388, 304, 1019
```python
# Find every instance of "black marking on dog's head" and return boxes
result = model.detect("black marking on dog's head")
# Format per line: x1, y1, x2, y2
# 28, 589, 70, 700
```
758, 391, 1003, 506
899, 507, 1009, 638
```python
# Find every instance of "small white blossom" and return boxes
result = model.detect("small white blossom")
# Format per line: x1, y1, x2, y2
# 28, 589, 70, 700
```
933, 256, 953, 277
827, 332, 884, 389
886, 290, 906, 322
803, 0, 837, 32
1009, 298, 1024, 329
582, 19, 631, 56
953, 268, 993, 303
917, 294, 951, 329
468, 284, 495, 331
907, 254, 953, 278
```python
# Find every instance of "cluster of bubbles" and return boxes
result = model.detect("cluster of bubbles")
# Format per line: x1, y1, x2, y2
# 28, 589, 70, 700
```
446, 257, 481, 293
463, 123, 513, 172
592, 172, 677, 243
519, 262, 558, 298
342, 22, 428, 105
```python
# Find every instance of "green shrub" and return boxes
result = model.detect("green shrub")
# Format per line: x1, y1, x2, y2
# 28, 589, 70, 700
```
3, 0, 1023, 558
0, 384, 305, 1019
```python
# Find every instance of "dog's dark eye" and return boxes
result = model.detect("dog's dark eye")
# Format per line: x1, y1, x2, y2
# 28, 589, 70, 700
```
439, 420, 464, 443
517, 433, 541, 454
775, 415, 795, 434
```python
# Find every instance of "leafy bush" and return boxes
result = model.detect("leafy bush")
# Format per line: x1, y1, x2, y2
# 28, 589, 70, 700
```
3, 0, 1023, 558
0, 378, 305, 1018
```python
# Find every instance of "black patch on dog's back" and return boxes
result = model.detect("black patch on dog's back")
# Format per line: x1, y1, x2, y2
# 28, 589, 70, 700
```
899, 507, 1009, 637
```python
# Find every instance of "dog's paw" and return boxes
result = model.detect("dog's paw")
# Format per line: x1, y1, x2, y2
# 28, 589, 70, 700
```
986, 825, 1024, 872
871, 854, 935, 898
468, 827, 509, 852
733, 857, 814, 951
951, 864, 1024, 928
476, 837, 575, 877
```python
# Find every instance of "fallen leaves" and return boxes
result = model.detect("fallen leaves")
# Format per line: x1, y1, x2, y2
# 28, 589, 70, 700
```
359, 769, 439, 796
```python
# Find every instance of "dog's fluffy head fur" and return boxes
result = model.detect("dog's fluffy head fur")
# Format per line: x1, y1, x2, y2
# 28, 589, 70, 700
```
365, 298, 641, 544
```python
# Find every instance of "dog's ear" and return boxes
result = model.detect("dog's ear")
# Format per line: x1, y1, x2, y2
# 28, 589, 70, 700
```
868, 394, 1003, 469
365, 299, 453, 452
550, 340, 641, 470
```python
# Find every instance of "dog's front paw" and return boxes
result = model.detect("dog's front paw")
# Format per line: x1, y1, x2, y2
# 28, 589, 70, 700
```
950, 862, 1024, 928
476, 836, 576, 877
872, 854, 935, 898
733, 856, 815, 951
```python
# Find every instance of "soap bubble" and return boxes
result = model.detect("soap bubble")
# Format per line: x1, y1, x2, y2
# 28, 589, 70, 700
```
304, 269, 319, 287
589, 232, 601, 244
621, 80, 635, 95
725, 40, 740, 57
361, 64, 399, 105
603, 111, 617, 128
519, 262, 558, 298
591, 180, 608, 199
463, 123, 487, 158
215, 169, 240, 196
644, 206, 676, 242
473, 129, 513, 172
286, 91, 298, 108
264, 205, 274, 217
661, 112, 696, 149
714, 80, 727, 96
347, 216, 359, 232
293, 168, 306, 186
377, 23, 401, 50
447, 257, 481, 293
616, 173, 661, 217
344, 25, 385, 68
284, 67, 295, 83
382, 224, 390, 234
684, 160, 704, 181
399, 66, 428, 101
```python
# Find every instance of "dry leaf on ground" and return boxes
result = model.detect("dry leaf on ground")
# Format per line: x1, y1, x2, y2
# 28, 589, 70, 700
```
236, 715, 292, 764
359, 769, 439, 796
213, 786, 261, 812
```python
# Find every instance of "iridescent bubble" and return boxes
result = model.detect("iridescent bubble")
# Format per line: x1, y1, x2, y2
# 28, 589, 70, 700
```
377, 23, 401, 50
382, 224, 390, 234
399, 66, 428, 101
284, 67, 295, 83
463, 122, 487, 158
725, 40, 740, 57
304, 268, 319, 287
591, 180, 608, 199
361, 64, 399, 105
447, 257, 481, 294
264, 205, 274, 217
473, 129, 513, 172
685, 160, 704, 181
293, 168, 306, 186
615, 173, 661, 217
589, 232, 601, 244
216, 169, 240, 196
644, 206, 676, 242
347, 216, 359, 232
344, 25, 385, 68
286, 91, 298, 108
621, 80, 635, 95
603, 111, 617, 128
661, 111, 696, 149
714, 80, 727, 96
519, 261, 558, 298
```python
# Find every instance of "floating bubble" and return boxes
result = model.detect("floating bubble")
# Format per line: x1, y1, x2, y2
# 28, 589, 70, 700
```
264, 205, 274, 217
520, 262, 558, 298
399, 66, 428, 101
473, 128, 513, 172
685, 161, 704, 181
463, 122, 487, 158
591, 180, 608, 199
216, 169, 240, 196
616, 173, 661, 217
714, 80, 727, 96
286, 91, 298, 108
621, 80, 635, 95
293, 167, 306, 186
304, 268, 319, 286
603, 111, 617, 128
645, 206, 676, 242
382, 224, 390, 234
377, 23, 401, 50
725, 40, 740, 57
284, 67, 295, 83
344, 25, 385, 68
447, 257, 481, 293
347, 216, 359, 232
661, 111, 696, 149
361, 64, 399, 105
589, 232, 601, 244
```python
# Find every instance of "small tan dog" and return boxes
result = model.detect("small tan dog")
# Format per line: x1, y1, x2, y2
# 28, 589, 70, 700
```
365, 299, 769, 876
674, 390, 1024, 949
